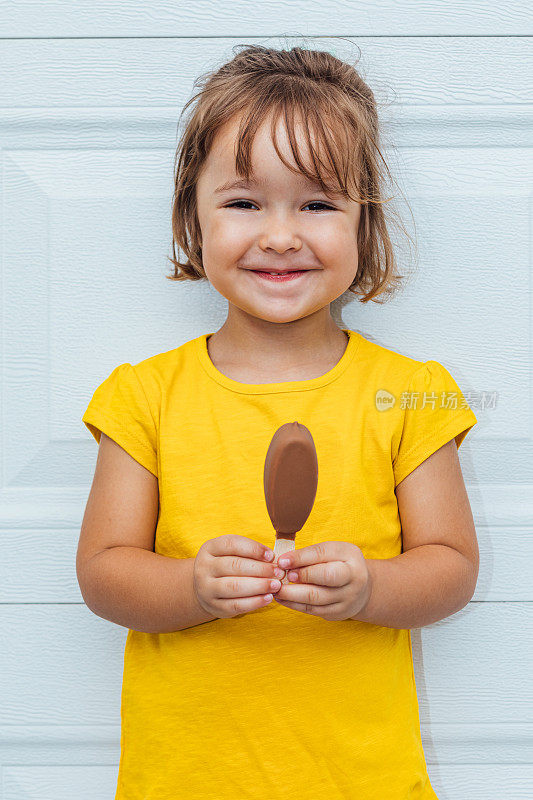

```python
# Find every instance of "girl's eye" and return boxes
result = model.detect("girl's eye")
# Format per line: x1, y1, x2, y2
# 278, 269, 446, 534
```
304, 202, 335, 211
225, 200, 257, 210
224, 201, 335, 211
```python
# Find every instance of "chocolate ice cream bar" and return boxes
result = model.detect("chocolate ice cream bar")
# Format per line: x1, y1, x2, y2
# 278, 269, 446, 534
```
263, 422, 318, 583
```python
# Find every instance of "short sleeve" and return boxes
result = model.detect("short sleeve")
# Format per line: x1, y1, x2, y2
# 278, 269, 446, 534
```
82, 363, 158, 477
392, 360, 477, 487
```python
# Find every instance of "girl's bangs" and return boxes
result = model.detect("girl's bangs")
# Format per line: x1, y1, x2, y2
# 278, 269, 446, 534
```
231, 93, 364, 203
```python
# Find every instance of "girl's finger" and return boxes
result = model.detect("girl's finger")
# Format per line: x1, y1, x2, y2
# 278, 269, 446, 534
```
219, 592, 275, 617
276, 541, 351, 571
208, 534, 273, 564
215, 575, 281, 599
275, 597, 348, 620
277, 583, 341, 606
213, 555, 280, 579
289, 560, 351, 588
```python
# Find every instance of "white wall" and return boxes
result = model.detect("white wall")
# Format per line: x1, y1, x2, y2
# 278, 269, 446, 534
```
0, 3, 531, 798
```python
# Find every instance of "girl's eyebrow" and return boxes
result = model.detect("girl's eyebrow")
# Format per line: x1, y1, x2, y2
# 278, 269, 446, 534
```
215, 178, 266, 194
214, 177, 342, 195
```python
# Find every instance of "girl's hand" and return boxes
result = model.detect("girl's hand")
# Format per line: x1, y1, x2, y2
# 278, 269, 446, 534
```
193, 534, 284, 619
274, 541, 372, 621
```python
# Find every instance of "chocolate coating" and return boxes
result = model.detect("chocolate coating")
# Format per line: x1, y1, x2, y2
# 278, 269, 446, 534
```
263, 422, 318, 537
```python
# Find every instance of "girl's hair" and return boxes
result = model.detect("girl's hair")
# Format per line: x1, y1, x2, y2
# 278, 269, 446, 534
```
167, 43, 414, 303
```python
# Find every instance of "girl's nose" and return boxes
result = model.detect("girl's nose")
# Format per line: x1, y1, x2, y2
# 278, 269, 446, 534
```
259, 222, 302, 253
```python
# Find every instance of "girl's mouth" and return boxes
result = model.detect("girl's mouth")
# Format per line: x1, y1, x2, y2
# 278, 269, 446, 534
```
249, 270, 308, 282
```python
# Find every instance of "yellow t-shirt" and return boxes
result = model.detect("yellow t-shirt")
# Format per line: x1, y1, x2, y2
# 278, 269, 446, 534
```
82, 328, 477, 800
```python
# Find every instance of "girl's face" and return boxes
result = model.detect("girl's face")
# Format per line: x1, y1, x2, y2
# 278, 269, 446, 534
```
195, 113, 361, 326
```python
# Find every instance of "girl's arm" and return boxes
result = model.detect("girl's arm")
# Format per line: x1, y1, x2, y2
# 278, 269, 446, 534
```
353, 438, 479, 629
76, 433, 217, 633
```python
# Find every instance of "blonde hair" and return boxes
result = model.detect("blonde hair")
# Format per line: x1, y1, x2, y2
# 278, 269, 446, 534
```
168, 43, 414, 303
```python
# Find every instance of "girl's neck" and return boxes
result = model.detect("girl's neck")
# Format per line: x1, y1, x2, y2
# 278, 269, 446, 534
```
205, 311, 349, 384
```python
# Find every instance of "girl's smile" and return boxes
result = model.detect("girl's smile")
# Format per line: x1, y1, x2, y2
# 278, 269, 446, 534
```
246, 268, 313, 282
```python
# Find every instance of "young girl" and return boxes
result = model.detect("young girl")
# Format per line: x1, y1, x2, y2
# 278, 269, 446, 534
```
78, 44, 479, 800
